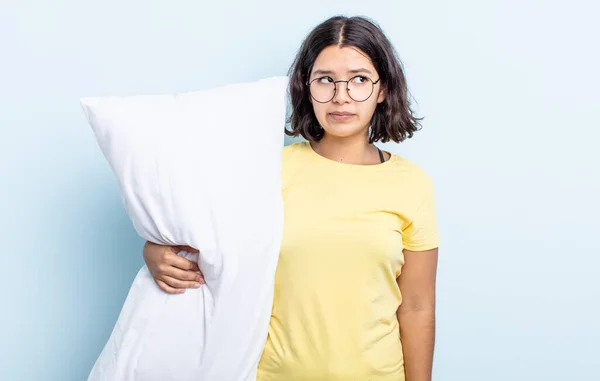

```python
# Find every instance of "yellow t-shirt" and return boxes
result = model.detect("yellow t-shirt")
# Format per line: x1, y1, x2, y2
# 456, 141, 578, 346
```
257, 142, 440, 381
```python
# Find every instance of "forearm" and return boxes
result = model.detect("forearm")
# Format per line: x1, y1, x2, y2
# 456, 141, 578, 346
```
398, 308, 435, 381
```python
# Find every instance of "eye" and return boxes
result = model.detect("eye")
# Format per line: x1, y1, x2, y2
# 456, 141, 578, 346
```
351, 76, 369, 84
317, 76, 334, 84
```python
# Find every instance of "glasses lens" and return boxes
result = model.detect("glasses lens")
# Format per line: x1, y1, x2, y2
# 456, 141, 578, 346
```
347, 76, 374, 102
309, 79, 335, 103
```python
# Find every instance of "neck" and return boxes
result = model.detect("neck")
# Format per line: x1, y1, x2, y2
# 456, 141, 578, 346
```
311, 133, 381, 165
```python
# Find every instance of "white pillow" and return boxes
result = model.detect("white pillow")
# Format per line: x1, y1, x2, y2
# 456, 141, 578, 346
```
81, 76, 288, 381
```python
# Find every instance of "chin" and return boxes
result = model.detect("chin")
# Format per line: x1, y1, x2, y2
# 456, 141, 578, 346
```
322, 124, 365, 139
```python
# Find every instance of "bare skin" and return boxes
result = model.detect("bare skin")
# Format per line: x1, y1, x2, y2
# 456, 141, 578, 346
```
398, 248, 438, 381
143, 241, 203, 294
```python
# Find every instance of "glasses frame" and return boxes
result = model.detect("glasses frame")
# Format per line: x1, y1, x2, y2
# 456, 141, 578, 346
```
306, 75, 381, 103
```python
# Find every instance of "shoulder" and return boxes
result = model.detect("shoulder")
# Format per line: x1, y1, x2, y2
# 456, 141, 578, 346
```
381, 154, 437, 218
281, 141, 310, 189
282, 141, 309, 168
283, 141, 307, 156
387, 153, 435, 190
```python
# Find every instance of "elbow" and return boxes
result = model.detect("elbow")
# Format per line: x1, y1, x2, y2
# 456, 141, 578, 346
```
398, 295, 436, 315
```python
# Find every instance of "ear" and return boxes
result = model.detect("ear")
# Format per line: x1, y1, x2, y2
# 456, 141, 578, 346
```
377, 85, 386, 104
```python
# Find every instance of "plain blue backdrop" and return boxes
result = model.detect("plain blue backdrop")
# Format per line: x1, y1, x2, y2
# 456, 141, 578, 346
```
1, 1, 599, 380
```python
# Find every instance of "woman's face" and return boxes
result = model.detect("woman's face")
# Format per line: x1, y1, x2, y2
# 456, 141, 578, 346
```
308, 45, 385, 140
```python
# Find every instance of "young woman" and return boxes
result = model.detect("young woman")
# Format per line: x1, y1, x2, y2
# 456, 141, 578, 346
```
143, 15, 440, 381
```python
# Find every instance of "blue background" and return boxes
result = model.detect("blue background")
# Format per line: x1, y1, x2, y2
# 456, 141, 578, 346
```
1, 1, 599, 380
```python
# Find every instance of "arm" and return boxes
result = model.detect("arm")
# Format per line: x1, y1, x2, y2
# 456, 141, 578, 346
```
397, 247, 438, 381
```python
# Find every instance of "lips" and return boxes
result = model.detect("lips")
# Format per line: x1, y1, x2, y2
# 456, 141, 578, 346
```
329, 111, 356, 121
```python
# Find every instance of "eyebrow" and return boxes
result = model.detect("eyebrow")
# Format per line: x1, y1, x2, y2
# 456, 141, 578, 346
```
348, 68, 374, 75
311, 68, 374, 77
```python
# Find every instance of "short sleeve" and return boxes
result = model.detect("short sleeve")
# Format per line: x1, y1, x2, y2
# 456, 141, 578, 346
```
402, 177, 440, 251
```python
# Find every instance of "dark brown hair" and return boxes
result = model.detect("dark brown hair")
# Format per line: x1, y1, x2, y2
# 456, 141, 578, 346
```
286, 15, 423, 143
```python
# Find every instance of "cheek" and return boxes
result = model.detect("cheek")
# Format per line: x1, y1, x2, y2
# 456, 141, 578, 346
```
360, 100, 379, 120
311, 103, 328, 123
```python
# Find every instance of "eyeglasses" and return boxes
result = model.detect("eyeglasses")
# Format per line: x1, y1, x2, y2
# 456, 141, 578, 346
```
307, 75, 381, 103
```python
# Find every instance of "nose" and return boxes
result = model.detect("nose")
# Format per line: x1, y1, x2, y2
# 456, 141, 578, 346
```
332, 81, 351, 104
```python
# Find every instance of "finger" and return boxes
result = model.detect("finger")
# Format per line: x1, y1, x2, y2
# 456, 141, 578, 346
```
166, 253, 200, 272
156, 279, 185, 294
161, 275, 202, 289
176, 245, 199, 254
163, 266, 204, 283
171, 247, 200, 271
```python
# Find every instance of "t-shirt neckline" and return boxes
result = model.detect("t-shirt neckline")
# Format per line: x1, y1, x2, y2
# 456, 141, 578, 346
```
303, 141, 398, 169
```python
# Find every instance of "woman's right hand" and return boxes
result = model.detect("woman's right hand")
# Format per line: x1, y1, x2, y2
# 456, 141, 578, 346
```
143, 241, 205, 294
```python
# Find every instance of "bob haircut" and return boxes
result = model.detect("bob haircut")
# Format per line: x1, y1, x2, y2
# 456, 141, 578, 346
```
286, 15, 422, 143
